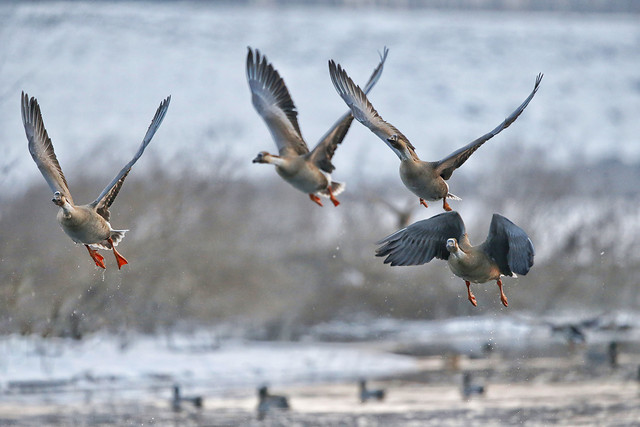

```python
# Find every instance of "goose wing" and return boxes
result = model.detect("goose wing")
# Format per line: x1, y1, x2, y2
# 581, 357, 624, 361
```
482, 213, 535, 276
328, 58, 418, 160
91, 96, 171, 221
436, 73, 543, 180
21, 92, 73, 204
376, 211, 466, 266
247, 47, 308, 157
309, 47, 389, 173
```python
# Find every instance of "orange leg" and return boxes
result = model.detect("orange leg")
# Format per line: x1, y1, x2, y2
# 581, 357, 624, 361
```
496, 278, 508, 307
442, 199, 453, 211
85, 245, 106, 269
465, 281, 478, 307
327, 187, 340, 207
108, 238, 128, 270
309, 194, 323, 207
419, 198, 429, 208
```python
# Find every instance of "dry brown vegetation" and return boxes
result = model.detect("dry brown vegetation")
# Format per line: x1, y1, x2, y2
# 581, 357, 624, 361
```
1, 144, 639, 339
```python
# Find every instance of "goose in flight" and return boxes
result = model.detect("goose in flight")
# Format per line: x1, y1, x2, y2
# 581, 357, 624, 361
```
376, 211, 534, 307
247, 47, 388, 206
328, 61, 542, 211
21, 92, 170, 269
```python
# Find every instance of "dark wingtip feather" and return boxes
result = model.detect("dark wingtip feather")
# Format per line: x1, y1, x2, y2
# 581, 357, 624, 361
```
535, 73, 543, 88
246, 48, 302, 139
379, 46, 389, 62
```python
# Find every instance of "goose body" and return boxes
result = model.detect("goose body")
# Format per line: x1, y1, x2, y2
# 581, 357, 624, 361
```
55, 202, 120, 247
399, 158, 451, 203
462, 372, 485, 400
260, 152, 332, 195
257, 386, 289, 420
171, 384, 203, 412
359, 380, 385, 403
446, 236, 502, 285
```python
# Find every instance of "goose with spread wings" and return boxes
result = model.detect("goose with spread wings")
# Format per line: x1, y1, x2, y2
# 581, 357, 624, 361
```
376, 211, 534, 307
247, 47, 388, 207
329, 61, 542, 211
21, 92, 170, 269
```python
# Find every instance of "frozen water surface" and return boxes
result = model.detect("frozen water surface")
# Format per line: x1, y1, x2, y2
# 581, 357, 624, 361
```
0, 333, 417, 403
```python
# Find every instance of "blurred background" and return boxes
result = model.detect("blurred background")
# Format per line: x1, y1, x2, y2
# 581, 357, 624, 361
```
1, 0, 640, 424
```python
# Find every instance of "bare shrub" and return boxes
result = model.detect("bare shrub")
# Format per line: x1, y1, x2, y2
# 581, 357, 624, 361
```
2, 143, 640, 338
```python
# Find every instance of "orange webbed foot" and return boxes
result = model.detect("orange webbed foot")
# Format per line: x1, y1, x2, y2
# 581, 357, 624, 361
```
419, 198, 429, 208
443, 199, 453, 211
108, 238, 128, 270
94, 254, 106, 269
309, 194, 323, 207
497, 278, 508, 307
85, 245, 106, 269
327, 187, 340, 207
113, 251, 128, 270
466, 281, 478, 307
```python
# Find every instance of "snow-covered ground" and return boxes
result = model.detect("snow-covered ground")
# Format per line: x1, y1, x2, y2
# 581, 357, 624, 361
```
306, 312, 640, 352
2, 312, 638, 405
1, 2, 639, 194
0, 332, 416, 403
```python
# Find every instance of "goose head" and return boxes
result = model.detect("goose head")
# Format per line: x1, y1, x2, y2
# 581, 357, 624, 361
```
446, 238, 460, 254
52, 191, 66, 207
386, 134, 413, 161
253, 151, 286, 167
253, 151, 274, 164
